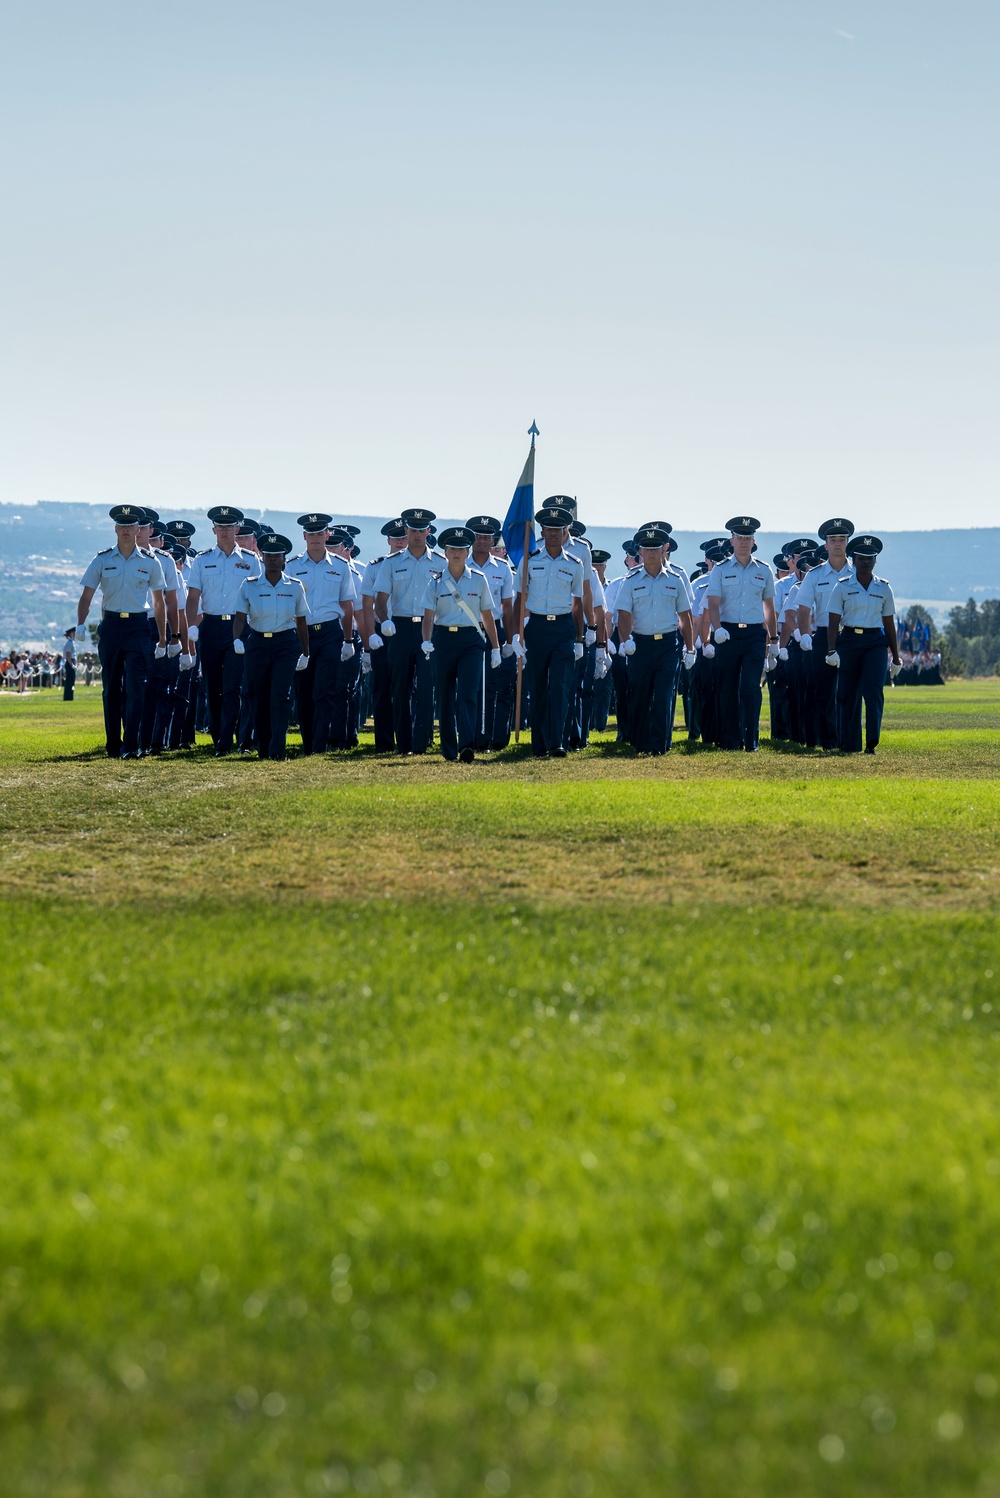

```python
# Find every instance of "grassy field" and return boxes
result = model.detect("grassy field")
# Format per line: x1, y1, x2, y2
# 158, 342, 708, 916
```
2, 685, 999, 1497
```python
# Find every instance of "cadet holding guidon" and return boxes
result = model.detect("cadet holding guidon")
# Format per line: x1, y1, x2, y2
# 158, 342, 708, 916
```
76, 505, 168, 759
514, 505, 585, 758
421, 526, 501, 762
706, 516, 778, 752
233, 533, 309, 761
285, 513, 357, 754
826, 534, 902, 756
184, 506, 262, 756
615, 525, 696, 755
362, 520, 407, 752
374, 508, 438, 754
795, 518, 854, 751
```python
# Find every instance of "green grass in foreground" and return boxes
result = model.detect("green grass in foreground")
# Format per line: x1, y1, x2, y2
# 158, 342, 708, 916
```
1, 688, 1000, 1497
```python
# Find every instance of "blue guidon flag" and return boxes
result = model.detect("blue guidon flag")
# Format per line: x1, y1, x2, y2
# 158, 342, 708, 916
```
502, 422, 538, 569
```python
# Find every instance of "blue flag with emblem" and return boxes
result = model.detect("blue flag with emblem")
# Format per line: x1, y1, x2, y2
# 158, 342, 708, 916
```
502, 423, 538, 568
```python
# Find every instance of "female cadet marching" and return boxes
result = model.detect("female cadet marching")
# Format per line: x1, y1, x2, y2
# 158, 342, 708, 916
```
233, 533, 310, 761
420, 526, 501, 763
614, 524, 696, 754
826, 534, 902, 755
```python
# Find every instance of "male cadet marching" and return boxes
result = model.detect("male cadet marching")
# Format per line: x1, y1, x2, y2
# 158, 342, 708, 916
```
163, 520, 199, 749
706, 516, 778, 751
605, 538, 640, 743
514, 504, 585, 758
326, 526, 365, 748
826, 534, 902, 755
590, 548, 614, 731
772, 537, 815, 744
692, 539, 732, 747
373, 508, 438, 754
76, 504, 167, 759
538, 500, 600, 749
285, 513, 357, 753
795, 519, 854, 751
362, 520, 407, 752
466, 515, 517, 750
136, 509, 185, 755
184, 505, 262, 756
232, 532, 309, 760
421, 525, 502, 762
614, 525, 696, 754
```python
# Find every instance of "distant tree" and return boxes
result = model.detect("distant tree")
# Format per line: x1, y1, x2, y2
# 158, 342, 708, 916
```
904, 603, 936, 638
944, 596, 1000, 677
948, 597, 980, 640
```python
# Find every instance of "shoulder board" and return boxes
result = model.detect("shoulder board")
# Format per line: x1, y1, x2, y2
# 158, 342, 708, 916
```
430, 568, 443, 579
368, 555, 384, 566
197, 547, 213, 555
97, 546, 114, 555
528, 548, 540, 558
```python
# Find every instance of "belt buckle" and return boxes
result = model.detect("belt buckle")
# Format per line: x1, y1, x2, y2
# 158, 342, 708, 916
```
119, 612, 129, 619
653, 633, 663, 640
546, 614, 556, 621
263, 632, 273, 638
737, 623, 747, 629
311, 623, 322, 631
411, 616, 422, 623
221, 614, 232, 621
448, 625, 458, 632
854, 628, 864, 635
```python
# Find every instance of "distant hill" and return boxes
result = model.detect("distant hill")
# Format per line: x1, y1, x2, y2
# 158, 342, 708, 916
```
2, 501, 999, 646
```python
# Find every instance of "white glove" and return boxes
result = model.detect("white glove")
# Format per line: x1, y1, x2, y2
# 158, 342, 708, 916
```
765, 655, 776, 672
490, 648, 501, 669
380, 619, 396, 638
340, 642, 355, 662
702, 642, 716, 659
714, 627, 730, 644
361, 651, 372, 676
584, 627, 597, 647
367, 633, 383, 651
595, 647, 608, 668
799, 633, 813, 652
295, 653, 309, 671
421, 640, 434, 657
606, 639, 617, 656
75, 623, 89, 642
179, 653, 194, 671
825, 651, 841, 668
512, 634, 527, 660
767, 642, 779, 665
232, 638, 245, 655
792, 628, 800, 642
187, 624, 199, 644
683, 650, 697, 670
778, 646, 789, 662
573, 642, 584, 661
167, 640, 181, 657
889, 660, 902, 679
154, 644, 166, 660
501, 642, 515, 658
620, 637, 636, 657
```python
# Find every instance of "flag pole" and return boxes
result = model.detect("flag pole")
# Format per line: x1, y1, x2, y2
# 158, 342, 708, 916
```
513, 422, 538, 745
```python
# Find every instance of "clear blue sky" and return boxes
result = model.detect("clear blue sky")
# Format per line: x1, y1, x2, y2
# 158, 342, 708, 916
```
1, 1, 997, 531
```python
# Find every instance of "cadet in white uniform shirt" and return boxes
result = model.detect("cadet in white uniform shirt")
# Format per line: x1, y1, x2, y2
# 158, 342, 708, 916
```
374, 507, 438, 754
615, 525, 696, 755
185, 505, 262, 755
421, 525, 501, 762
795, 518, 854, 751
513, 505, 585, 758
706, 516, 777, 751
362, 520, 408, 752
467, 516, 517, 751
826, 534, 902, 755
77, 504, 167, 759
233, 533, 309, 761
285, 513, 357, 754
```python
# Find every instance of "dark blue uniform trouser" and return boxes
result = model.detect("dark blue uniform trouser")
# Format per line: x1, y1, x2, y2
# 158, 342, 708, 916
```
370, 628, 394, 750
330, 631, 363, 748
476, 623, 516, 749
629, 632, 680, 753
837, 630, 888, 751
524, 613, 575, 754
246, 630, 299, 759
62, 662, 76, 700
565, 642, 597, 748
768, 656, 791, 739
97, 613, 150, 755
200, 615, 246, 752
611, 633, 631, 742
296, 619, 343, 753
388, 618, 434, 753
139, 618, 176, 751
805, 637, 839, 749
434, 626, 486, 759
592, 656, 613, 732
715, 622, 767, 750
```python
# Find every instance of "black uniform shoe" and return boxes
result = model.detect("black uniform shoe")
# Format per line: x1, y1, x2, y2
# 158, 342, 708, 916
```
549, 746, 568, 758
864, 746, 877, 755
459, 747, 475, 763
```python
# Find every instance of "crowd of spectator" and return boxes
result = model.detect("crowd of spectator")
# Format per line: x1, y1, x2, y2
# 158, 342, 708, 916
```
893, 649, 944, 685
0, 650, 101, 691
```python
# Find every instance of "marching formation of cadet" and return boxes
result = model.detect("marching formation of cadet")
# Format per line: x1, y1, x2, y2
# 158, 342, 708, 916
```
75, 503, 903, 762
